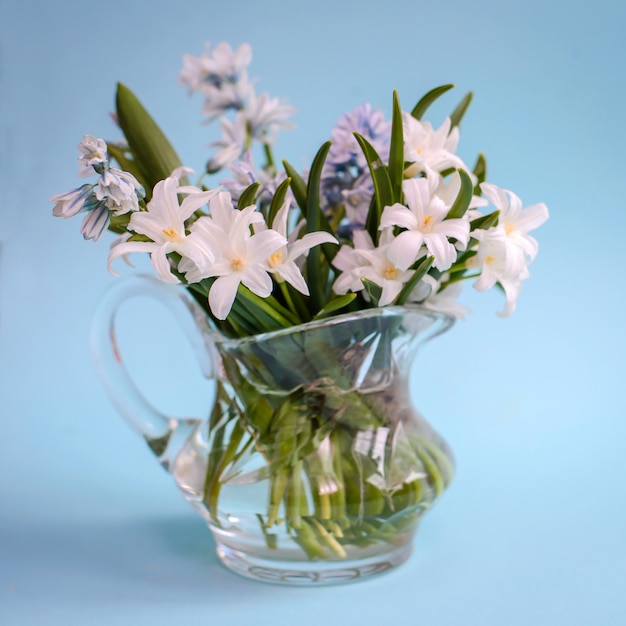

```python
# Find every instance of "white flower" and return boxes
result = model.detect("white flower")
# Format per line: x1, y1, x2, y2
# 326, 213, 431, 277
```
480, 182, 549, 262
333, 229, 413, 306
333, 229, 376, 295
403, 113, 467, 180
380, 177, 470, 272
356, 229, 415, 306
467, 228, 528, 317
220, 150, 287, 205
246, 91, 296, 145
77, 135, 108, 177
262, 201, 337, 294
51, 185, 111, 241
207, 113, 247, 173
179, 195, 286, 320
51, 184, 94, 219
51, 171, 144, 242
200, 80, 252, 119
179, 41, 252, 95
108, 176, 218, 283
178, 191, 265, 282
95, 167, 145, 215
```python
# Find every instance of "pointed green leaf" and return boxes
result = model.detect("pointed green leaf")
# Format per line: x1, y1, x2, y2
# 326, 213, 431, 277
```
470, 209, 499, 231
313, 293, 357, 320
115, 83, 186, 200
267, 176, 292, 228
445, 168, 474, 219
282, 160, 335, 263
238, 181, 260, 209
305, 141, 332, 312
411, 84, 455, 120
354, 132, 393, 243
361, 278, 382, 307
388, 90, 405, 204
395, 256, 434, 305
282, 160, 308, 213
472, 153, 487, 194
449, 91, 473, 128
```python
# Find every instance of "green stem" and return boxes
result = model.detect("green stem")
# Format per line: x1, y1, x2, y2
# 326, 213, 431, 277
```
278, 280, 303, 323
267, 467, 289, 527
285, 460, 305, 529
263, 143, 275, 171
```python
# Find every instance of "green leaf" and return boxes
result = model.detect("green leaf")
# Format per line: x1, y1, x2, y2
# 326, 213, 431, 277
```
449, 91, 473, 128
354, 132, 393, 243
470, 209, 499, 231
388, 90, 405, 204
361, 278, 382, 307
312, 293, 357, 320
411, 84, 455, 120
238, 181, 260, 209
472, 153, 487, 194
282, 160, 336, 263
127, 233, 152, 243
267, 176, 292, 228
445, 168, 474, 219
395, 256, 434, 305
305, 141, 332, 312
115, 83, 186, 200
282, 160, 308, 213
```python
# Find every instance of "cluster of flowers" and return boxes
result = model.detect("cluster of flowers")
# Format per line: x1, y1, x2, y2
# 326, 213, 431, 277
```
51, 41, 548, 329
50, 136, 145, 241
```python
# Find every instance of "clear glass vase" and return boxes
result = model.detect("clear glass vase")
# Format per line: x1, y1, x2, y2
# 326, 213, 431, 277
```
91, 275, 455, 585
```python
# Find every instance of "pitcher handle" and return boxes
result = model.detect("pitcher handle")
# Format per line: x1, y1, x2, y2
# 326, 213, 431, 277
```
90, 274, 215, 446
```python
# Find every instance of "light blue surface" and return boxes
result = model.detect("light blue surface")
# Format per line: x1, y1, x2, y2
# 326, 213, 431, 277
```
1, 0, 625, 624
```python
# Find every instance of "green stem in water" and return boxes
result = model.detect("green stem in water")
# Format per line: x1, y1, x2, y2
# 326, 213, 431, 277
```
285, 460, 305, 529
267, 467, 289, 527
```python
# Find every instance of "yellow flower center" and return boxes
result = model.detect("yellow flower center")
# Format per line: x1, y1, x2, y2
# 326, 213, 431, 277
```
384, 265, 399, 280
485, 255, 495, 265
268, 251, 283, 268
505, 224, 515, 235
232, 257, 245, 271
422, 215, 433, 228
162, 227, 183, 243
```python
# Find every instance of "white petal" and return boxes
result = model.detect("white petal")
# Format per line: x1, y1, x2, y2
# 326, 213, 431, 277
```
387, 230, 424, 271
380, 203, 418, 230
241, 264, 273, 298
424, 234, 457, 271
434, 217, 470, 245
80, 206, 110, 241
107, 240, 157, 275
276, 261, 309, 295
288, 231, 337, 261
379, 279, 403, 307
513, 202, 549, 233
209, 274, 241, 320
151, 247, 180, 284
180, 188, 220, 220
247, 229, 287, 262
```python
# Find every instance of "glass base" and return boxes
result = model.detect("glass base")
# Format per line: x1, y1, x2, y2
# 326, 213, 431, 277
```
216, 542, 413, 586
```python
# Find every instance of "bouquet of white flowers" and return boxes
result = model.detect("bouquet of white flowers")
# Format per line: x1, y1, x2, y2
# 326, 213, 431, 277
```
52, 41, 548, 328
52, 41, 549, 582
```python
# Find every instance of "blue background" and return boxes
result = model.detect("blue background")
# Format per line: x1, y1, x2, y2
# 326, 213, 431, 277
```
1, 0, 625, 624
